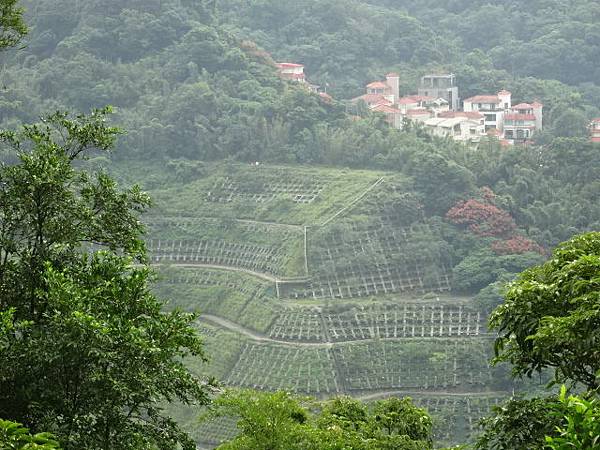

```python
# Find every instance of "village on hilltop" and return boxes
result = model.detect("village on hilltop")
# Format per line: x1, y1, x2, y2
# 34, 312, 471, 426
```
277, 62, 547, 146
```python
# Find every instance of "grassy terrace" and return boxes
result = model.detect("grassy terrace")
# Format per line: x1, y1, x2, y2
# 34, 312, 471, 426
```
119, 161, 514, 446
141, 162, 389, 225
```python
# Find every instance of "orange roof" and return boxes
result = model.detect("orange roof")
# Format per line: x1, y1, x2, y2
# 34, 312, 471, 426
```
352, 93, 391, 105
591, 118, 600, 123
366, 81, 388, 89
398, 96, 419, 104
464, 95, 500, 104
372, 104, 401, 114
592, 137, 600, 143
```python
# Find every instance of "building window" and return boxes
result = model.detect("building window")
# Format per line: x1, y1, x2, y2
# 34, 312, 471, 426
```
505, 130, 514, 138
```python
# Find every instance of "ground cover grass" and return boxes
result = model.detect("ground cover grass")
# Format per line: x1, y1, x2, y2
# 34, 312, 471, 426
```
154, 267, 280, 333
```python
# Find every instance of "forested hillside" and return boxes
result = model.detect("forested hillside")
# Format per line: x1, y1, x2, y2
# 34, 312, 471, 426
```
0, 0, 599, 447
220, 0, 600, 120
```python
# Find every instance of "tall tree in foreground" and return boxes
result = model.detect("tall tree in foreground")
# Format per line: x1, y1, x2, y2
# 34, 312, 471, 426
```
0, 109, 211, 450
490, 231, 600, 390
476, 232, 600, 449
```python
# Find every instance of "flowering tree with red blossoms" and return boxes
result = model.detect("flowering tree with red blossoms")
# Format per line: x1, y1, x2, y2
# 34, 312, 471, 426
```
446, 198, 516, 238
491, 235, 544, 255
446, 188, 543, 255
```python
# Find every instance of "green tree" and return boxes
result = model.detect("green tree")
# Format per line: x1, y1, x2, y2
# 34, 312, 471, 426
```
546, 386, 600, 450
0, 0, 26, 49
490, 232, 600, 389
0, 109, 211, 449
0, 419, 60, 450
475, 396, 561, 450
207, 390, 433, 450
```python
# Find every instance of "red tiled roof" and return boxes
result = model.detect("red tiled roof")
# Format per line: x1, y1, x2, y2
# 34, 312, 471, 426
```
531, 101, 544, 108
276, 62, 303, 68
464, 95, 500, 104
438, 111, 484, 120
512, 103, 533, 110
352, 93, 391, 105
592, 137, 600, 143
505, 113, 536, 121
591, 118, 600, 123
366, 81, 388, 89
398, 96, 419, 104
372, 104, 401, 114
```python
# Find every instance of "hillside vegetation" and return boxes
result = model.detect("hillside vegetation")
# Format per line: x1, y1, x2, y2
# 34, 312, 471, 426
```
0, 0, 599, 448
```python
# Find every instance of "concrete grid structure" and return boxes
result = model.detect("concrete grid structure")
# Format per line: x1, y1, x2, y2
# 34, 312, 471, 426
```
418, 74, 460, 112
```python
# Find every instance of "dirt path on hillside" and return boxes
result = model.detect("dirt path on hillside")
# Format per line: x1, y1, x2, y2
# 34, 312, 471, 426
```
161, 263, 277, 281
152, 262, 310, 284
200, 314, 333, 348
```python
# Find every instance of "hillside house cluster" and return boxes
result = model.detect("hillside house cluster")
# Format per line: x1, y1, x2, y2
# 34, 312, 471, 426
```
275, 62, 545, 145
351, 73, 544, 145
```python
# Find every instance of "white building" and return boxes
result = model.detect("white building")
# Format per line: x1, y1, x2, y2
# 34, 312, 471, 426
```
424, 116, 485, 143
276, 62, 306, 83
463, 92, 508, 132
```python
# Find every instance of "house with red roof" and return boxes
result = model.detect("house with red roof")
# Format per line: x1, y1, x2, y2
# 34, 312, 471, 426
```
352, 73, 400, 107
276, 62, 306, 83
276, 62, 332, 98
463, 90, 543, 143
590, 118, 600, 143
504, 102, 543, 143
463, 90, 512, 132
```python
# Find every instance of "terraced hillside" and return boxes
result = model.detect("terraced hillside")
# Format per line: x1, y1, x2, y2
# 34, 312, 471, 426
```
140, 162, 526, 447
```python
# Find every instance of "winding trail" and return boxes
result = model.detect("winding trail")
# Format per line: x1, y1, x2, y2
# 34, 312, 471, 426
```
152, 262, 309, 284
199, 314, 332, 348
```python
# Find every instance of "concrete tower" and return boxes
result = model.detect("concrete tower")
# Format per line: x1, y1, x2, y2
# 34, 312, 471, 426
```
386, 73, 400, 104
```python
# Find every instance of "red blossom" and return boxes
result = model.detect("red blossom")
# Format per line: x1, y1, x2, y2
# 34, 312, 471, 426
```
491, 236, 545, 255
446, 198, 516, 237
